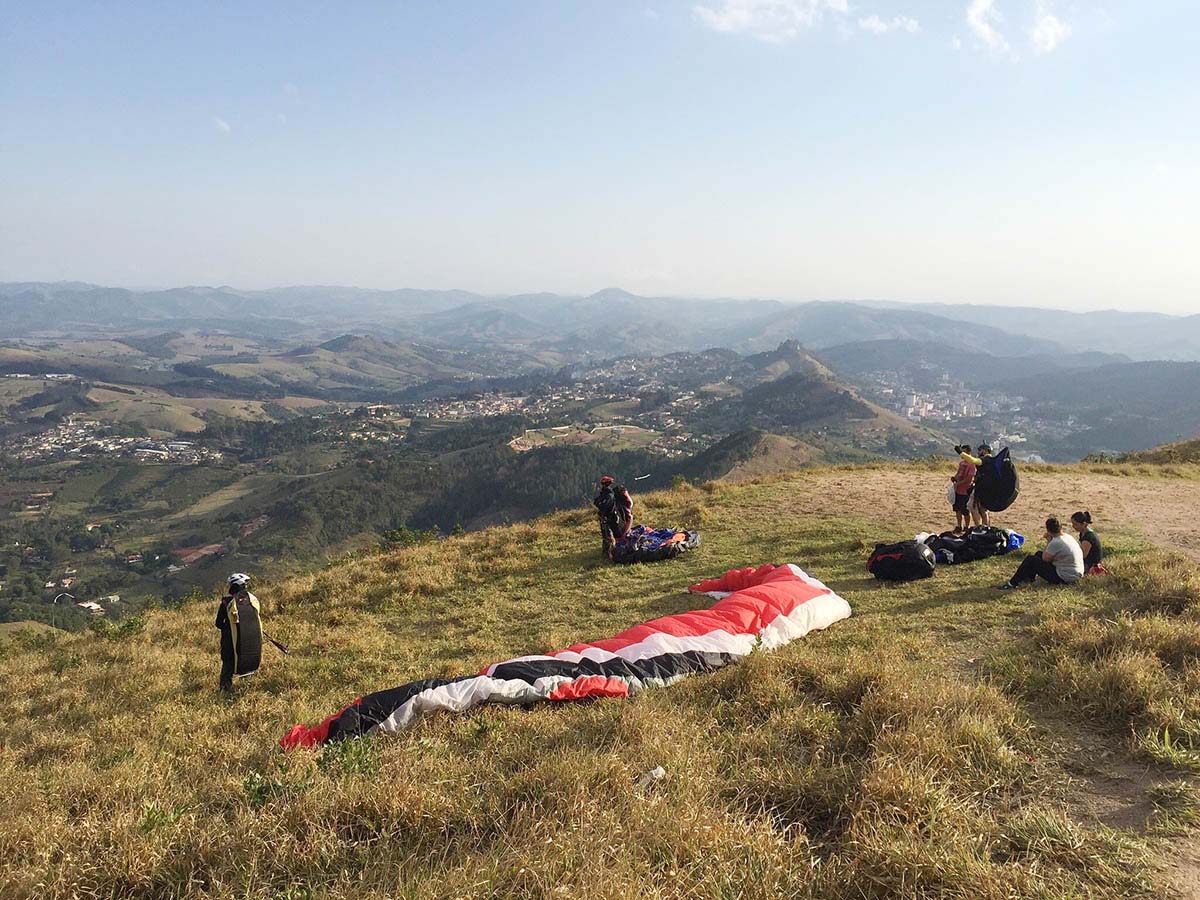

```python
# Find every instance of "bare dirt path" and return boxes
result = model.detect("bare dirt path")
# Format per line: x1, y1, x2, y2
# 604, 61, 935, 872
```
784, 466, 1200, 562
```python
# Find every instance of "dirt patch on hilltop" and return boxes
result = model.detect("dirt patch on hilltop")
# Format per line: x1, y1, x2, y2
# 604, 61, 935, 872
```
790, 467, 1200, 562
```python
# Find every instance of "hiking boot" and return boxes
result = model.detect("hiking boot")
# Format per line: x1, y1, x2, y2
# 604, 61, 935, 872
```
997, 581, 1017, 591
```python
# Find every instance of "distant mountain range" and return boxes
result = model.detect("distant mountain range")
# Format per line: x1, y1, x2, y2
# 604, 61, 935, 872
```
816, 340, 1130, 391
863, 300, 1200, 362
7, 282, 1199, 362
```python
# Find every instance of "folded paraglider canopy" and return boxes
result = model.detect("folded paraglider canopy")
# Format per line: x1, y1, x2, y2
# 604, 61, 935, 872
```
281, 562, 851, 749
611, 525, 700, 564
973, 447, 1020, 512
923, 525, 1024, 565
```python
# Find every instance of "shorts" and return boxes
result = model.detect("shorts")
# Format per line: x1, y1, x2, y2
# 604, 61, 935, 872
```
952, 491, 971, 513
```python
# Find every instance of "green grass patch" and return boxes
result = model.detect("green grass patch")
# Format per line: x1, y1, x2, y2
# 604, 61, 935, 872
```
992, 539, 1200, 770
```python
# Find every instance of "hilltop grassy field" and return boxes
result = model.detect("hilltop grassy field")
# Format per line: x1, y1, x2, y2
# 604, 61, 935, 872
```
3, 463, 1200, 898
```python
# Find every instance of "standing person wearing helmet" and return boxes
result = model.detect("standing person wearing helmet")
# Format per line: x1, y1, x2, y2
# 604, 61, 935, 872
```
215, 573, 263, 693
593, 475, 633, 559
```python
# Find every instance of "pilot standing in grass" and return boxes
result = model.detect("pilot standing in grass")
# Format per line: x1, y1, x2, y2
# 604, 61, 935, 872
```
215, 572, 263, 692
593, 475, 633, 559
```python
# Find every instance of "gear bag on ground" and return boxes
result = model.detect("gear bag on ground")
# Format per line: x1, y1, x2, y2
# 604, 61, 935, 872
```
611, 526, 700, 564
867, 540, 937, 581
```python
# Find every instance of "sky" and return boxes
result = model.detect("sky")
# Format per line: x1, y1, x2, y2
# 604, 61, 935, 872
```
2, 1, 1198, 314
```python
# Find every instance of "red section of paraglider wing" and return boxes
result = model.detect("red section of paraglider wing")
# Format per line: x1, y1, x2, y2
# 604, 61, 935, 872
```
560, 576, 824, 657
279, 698, 362, 750
547, 676, 631, 702
560, 614, 725, 655
687, 564, 780, 594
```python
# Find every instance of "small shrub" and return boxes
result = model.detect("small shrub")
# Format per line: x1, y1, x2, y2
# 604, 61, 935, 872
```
317, 737, 380, 777
88, 613, 146, 641
137, 801, 184, 834
243, 771, 306, 808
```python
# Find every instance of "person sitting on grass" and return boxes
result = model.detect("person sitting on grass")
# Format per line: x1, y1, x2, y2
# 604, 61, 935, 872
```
998, 517, 1084, 590
1071, 510, 1105, 573
950, 443, 976, 534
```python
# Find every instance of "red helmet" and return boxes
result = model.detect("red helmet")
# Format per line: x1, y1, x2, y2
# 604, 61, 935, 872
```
600, 475, 614, 485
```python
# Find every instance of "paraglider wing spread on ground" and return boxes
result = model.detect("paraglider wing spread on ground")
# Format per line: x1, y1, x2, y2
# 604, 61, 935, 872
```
281, 563, 852, 749
611, 525, 700, 564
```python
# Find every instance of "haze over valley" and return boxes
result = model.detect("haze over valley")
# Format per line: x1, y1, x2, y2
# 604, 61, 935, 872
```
4, 280, 1200, 631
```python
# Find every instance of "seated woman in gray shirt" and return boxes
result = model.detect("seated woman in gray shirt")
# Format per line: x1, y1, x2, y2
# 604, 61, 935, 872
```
999, 517, 1085, 590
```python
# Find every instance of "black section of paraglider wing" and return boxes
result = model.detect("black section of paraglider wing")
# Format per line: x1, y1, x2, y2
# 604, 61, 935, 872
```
488, 649, 737, 687
327, 677, 469, 742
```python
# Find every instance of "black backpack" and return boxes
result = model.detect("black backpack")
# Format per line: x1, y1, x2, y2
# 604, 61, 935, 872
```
964, 525, 1008, 556
868, 540, 936, 581
594, 487, 617, 517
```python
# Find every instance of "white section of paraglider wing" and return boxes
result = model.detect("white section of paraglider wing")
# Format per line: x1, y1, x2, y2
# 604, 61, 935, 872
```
699, 590, 733, 599
550, 629, 758, 666
782, 564, 835, 594
757, 591, 852, 651
374, 675, 574, 734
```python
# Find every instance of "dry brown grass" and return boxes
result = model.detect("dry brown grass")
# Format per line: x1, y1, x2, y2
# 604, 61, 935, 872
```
1, 467, 1189, 898
993, 543, 1200, 772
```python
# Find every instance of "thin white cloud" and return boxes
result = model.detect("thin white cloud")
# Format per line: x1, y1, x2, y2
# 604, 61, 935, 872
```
966, 0, 1011, 55
1030, 0, 1071, 54
213, 116, 231, 134
858, 14, 920, 34
693, 0, 849, 43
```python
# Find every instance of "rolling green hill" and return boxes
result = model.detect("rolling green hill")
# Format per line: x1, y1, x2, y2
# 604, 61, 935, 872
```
3, 465, 1200, 898
1121, 436, 1200, 464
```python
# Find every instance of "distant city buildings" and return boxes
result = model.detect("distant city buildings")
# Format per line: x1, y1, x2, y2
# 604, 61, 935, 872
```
0, 416, 222, 464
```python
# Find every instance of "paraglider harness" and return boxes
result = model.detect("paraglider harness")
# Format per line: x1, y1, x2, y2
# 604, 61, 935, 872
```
216, 591, 263, 691
972, 447, 1020, 512
594, 483, 633, 557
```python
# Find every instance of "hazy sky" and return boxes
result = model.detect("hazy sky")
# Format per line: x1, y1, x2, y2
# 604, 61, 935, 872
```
2, 1, 1197, 313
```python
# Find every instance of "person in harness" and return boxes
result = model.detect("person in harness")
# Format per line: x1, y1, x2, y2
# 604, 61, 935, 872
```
215, 572, 263, 693
593, 475, 633, 559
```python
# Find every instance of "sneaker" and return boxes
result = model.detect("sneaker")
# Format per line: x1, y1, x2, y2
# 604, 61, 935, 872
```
997, 581, 1017, 591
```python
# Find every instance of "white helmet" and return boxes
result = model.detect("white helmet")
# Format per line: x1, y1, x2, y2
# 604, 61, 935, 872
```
228, 573, 251, 591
